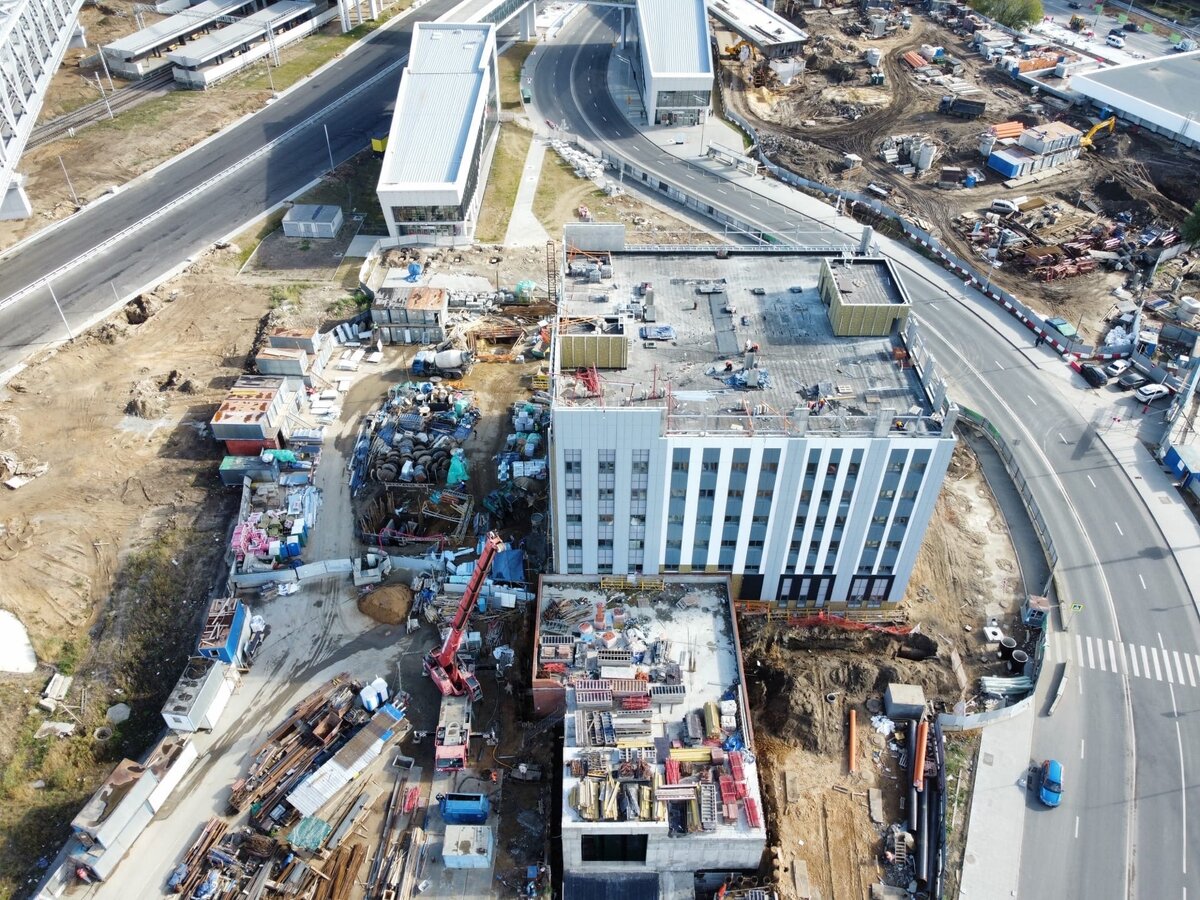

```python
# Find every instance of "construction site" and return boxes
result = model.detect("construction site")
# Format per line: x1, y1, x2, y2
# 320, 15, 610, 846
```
716, 1, 1200, 348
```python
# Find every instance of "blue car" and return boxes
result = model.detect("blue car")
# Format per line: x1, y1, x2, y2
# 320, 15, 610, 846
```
1039, 759, 1064, 807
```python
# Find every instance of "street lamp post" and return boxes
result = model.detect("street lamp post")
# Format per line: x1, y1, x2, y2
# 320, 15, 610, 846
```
48, 284, 73, 340
323, 124, 335, 173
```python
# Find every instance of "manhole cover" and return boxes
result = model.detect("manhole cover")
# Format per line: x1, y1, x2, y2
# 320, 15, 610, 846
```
981, 752, 995, 767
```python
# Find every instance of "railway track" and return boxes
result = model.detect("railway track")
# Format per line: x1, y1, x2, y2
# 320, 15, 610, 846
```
27, 69, 178, 149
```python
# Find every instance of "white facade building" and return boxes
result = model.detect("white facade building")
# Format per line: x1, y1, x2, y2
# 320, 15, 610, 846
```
548, 233, 957, 609
628, 0, 713, 125
376, 22, 500, 240
1069, 51, 1200, 149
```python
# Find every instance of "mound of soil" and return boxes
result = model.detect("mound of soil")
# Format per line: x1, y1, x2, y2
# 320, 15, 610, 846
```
357, 583, 413, 625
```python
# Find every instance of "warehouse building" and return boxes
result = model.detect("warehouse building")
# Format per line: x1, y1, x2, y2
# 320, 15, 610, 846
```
532, 576, 766, 894
376, 22, 500, 240
1070, 50, 1200, 149
548, 228, 956, 609
625, 0, 712, 125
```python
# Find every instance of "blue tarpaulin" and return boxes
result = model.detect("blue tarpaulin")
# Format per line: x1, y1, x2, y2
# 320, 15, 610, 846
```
491, 548, 525, 584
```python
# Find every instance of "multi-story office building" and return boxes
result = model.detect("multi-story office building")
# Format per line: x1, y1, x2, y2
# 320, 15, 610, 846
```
548, 229, 957, 609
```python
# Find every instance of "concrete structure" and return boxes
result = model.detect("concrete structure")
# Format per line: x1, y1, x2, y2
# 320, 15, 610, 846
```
376, 22, 500, 240
818, 257, 912, 337
282, 202, 344, 238
707, 0, 808, 59
549, 230, 956, 607
0, 0, 88, 220
883, 682, 926, 720
67, 735, 198, 880
533, 577, 766, 889
1070, 50, 1200, 149
371, 271, 450, 344
160, 656, 237, 733
627, 0, 712, 125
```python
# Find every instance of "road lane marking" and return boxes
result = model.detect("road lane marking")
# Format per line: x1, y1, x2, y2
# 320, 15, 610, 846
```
1142, 645, 1152, 678
1060, 632, 1072, 661
1097, 640, 1107, 671
1175, 651, 1186, 684
1129, 644, 1140, 678
1177, 720, 1188, 875
1087, 475, 1096, 487
1109, 640, 1118, 674
1075, 816, 1080, 839
1115, 521, 1124, 536
1027, 395, 1038, 406
1139, 573, 1147, 589
1080, 738, 1085, 759
1076, 634, 1083, 663
1152, 647, 1164, 681
1186, 653, 1196, 687
1086, 635, 1095, 669
994, 360, 1003, 370
1059, 433, 1068, 444
927, 303, 938, 310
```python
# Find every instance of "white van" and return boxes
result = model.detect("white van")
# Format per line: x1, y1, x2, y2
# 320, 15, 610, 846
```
990, 199, 1021, 215
1106, 34, 1126, 47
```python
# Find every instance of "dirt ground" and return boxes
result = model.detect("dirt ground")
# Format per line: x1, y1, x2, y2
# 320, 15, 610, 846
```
744, 444, 1018, 900
720, 8, 1200, 342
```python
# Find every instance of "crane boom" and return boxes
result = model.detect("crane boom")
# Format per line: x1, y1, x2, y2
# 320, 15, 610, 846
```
424, 531, 504, 700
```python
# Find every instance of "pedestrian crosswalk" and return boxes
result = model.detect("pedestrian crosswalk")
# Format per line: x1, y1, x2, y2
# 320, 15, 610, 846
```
1046, 632, 1200, 687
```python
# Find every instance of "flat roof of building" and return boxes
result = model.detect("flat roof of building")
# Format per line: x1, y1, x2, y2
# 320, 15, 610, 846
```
536, 577, 765, 838
1071, 50, 1200, 114
829, 258, 908, 306
708, 0, 808, 55
638, 0, 711, 76
554, 251, 934, 434
105, 0, 255, 57
379, 23, 494, 190
284, 203, 342, 225
167, 1, 313, 67
1023, 121, 1081, 141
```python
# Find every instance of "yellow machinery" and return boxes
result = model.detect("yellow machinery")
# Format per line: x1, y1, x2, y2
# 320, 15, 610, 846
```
1080, 116, 1116, 149
1069, 14, 1088, 31
724, 39, 750, 58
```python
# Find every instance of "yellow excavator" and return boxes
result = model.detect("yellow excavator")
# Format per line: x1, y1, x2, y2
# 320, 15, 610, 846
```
1080, 116, 1116, 149
724, 39, 751, 58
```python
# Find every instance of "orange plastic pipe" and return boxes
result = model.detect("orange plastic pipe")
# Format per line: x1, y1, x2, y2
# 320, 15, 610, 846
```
848, 709, 858, 773
913, 720, 929, 791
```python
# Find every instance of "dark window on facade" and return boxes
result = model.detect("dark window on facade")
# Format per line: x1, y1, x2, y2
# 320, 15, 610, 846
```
580, 833, 648, 862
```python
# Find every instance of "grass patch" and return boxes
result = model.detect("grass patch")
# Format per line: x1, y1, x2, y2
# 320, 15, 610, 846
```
270, 283, 310, 309
474, 125, 533, 243
498, 42, 537, 110
234, 210, 287, 268
0, 524, 229, 900
295, 149, 387, 234
326, 290, 372, 316
532, 152, 604, 232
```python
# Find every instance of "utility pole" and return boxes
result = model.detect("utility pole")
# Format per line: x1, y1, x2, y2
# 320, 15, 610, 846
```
58, 155, 78, 205
48, 284, 73, 340
95, 73, 114, 120
323, 124, 336, 173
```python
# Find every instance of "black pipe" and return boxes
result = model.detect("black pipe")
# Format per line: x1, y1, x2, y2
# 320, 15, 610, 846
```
916, 780, 930, 884
908, 784, 919, 833
907, 719, 919, 783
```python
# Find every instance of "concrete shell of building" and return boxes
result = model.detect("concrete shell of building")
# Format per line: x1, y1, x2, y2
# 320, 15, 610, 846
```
376, 22, 500, 240
548, 226, 956, 609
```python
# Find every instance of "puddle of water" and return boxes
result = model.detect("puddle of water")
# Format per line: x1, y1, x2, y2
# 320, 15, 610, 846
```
0, 609, 37, 673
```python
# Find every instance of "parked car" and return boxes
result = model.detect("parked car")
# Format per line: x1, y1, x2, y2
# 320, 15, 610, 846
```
1045, 316, 1078, 339
1118, 370, 1149, 391
1135, 383, 1172, 403
1039, 759, 1064, 807
1080, 365, 1108, 388
1104, 358, 1132, 378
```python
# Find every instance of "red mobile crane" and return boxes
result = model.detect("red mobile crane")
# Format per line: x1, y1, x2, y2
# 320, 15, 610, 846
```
423, 531, 504, 702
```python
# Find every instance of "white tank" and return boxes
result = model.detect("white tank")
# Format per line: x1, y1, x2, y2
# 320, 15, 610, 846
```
979, 133, 997, 157
866, 48, 882, 66
915, 142, 937, 171
1179, 296, 1200, 318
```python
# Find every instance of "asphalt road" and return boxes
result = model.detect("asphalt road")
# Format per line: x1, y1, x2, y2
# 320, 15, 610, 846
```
536, 9, 1199, 898
1041, 0, 1186, 56
0, 0, 464, 376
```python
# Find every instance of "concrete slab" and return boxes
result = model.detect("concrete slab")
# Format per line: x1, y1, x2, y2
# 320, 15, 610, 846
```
502, 136, 552, 247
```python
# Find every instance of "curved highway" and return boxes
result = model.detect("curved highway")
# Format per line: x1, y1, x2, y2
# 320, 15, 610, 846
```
534, 8, 1199, 898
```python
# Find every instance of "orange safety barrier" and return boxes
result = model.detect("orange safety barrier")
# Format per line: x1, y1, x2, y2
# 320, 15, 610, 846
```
849, 709, 858, 773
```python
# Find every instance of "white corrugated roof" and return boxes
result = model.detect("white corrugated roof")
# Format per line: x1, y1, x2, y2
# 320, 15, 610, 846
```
409, 22, 491, 72
105, 0, 253, 57
638, 0, 712, 76
379, 23, 494, 189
